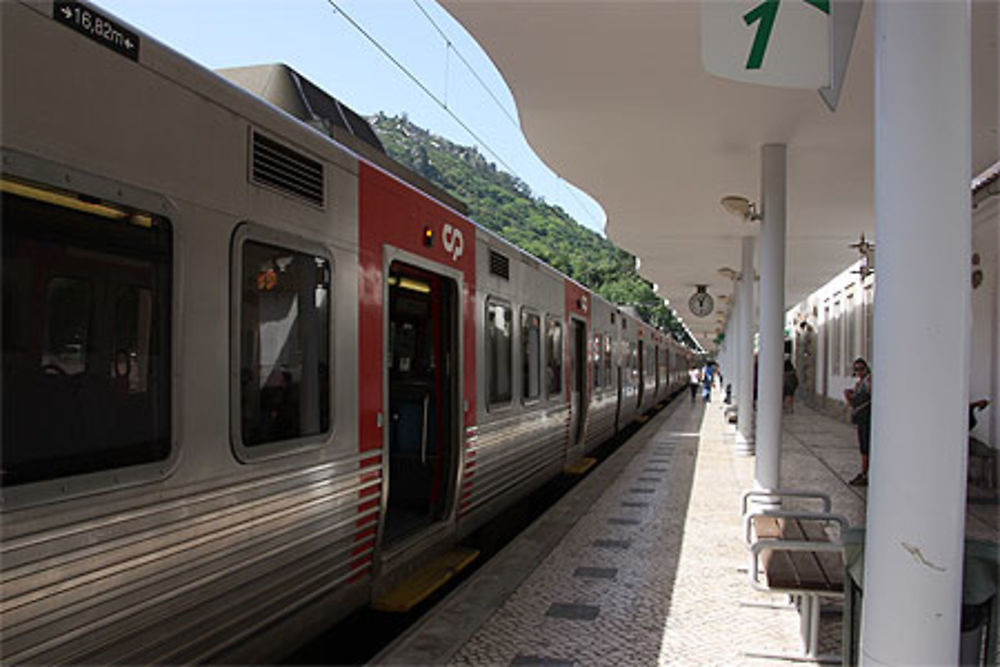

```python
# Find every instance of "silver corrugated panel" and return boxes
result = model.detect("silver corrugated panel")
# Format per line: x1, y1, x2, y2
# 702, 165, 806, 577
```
0, 456, 381, 664
460, 407, 568, 516
585, 394, 618, 451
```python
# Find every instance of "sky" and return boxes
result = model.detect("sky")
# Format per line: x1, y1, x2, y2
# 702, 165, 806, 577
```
96, 0, 608, 234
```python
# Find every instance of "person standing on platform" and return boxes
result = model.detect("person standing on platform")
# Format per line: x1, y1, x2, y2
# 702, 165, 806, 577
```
845, 358, 872, 486
969, 398, 990, 431
688, 367, 700, 403
702, 365, 712, 403
783, 359, 799, 413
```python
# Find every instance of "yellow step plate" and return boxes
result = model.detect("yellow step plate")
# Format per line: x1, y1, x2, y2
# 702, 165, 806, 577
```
372, 547, 480, 613
564, 457, 597, 475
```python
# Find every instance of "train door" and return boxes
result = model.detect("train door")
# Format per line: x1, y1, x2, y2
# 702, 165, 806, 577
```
570, 319, 588, 445
636, 340, 645, 410
383, 261, 457, 546
615, 334, 623, 434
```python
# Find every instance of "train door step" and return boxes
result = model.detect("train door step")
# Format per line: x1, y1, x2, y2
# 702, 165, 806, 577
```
564, 457, 597, 475
371, 547, 480, 613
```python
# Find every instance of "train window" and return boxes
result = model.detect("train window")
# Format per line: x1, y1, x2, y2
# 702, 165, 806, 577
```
43, 277, 92, 376
486, 300, 513, 407
545, 317, 563, 399
521, 309, 541, 402
592, 333, 602, 389
237, 239, 331, 449
604, 335, 613, 386
113, 287, 154, 394
1, 178, 172, 487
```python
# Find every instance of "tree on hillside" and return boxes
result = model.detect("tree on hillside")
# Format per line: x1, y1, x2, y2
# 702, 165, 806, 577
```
371, 113, 693, 346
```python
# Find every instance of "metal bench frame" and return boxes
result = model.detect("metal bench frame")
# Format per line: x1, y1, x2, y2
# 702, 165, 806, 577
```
740, 489, 849, 663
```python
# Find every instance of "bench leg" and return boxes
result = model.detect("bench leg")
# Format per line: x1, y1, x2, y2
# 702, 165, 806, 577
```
806, 594, 820, 658
744, 593, 841, 664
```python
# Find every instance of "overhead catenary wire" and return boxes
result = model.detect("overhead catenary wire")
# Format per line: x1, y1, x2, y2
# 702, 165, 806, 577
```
323, 0, 520, 178
324, 0, 602, 229
322, 2, 694, 340
411, 0, 602, 229
410, 0, 520, 130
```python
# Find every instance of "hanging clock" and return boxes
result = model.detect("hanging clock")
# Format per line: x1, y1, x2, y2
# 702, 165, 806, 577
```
689, 285, 714, 318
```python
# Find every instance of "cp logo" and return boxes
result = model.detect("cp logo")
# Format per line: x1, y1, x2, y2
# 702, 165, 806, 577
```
442, 224, 464, 261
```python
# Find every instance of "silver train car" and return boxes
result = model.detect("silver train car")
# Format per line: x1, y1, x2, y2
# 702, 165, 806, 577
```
0, 1, 692, 662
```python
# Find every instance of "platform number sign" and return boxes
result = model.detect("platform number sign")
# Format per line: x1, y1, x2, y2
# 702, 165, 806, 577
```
54, 2, 139, 61
701, 0, 829, 89
743, 0, 829, 70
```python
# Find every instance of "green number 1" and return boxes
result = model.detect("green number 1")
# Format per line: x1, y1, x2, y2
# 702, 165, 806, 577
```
743, 0, 830, 71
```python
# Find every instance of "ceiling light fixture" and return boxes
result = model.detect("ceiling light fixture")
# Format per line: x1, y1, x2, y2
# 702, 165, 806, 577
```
720, 195, 761, 221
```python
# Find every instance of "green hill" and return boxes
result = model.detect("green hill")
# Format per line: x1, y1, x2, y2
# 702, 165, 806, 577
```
371, 113, 691, 346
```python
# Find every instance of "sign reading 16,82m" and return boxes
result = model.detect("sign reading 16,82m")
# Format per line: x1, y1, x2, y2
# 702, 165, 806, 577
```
53, 2, 140, 62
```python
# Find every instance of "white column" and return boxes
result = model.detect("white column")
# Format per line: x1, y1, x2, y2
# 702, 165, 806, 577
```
861, 2, 970, 664
754, 144, 785, 491
720, 316, 732, 394
735, 235, 756, 455
726, 288, 738, 405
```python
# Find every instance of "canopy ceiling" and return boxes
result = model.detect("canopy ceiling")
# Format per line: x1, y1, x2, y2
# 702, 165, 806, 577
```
441, 1, 999, 351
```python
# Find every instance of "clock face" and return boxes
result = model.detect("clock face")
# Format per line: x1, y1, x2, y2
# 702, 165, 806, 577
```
689, 291, 714, 317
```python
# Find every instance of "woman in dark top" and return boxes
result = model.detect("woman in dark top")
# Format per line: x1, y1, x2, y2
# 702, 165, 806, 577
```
844, 358, 872, 486
782, 359, 799, 412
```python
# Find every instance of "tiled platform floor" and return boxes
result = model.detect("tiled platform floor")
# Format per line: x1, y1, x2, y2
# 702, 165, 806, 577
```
375, 394, 998, 665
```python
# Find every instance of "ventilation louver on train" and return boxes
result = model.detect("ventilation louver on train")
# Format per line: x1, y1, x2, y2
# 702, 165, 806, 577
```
489, 250, 510, 280
251, 132, 325, 208
218, 63, 469, 216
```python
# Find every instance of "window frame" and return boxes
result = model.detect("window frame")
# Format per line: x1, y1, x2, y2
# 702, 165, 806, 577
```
591, 332, 603, 390
485, 297, 514, 410
0, 162, 177, 505
230, 222, 335, 462
545, 315, 564, 401
603, 334, 614, 389
520, 307, 542, 405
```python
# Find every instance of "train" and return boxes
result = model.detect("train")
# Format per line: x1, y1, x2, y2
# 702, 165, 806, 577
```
0, 1, 693, 662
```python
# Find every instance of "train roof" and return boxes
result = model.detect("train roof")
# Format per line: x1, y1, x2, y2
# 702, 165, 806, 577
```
216, 64, 468, 217
14, 0, 686, 349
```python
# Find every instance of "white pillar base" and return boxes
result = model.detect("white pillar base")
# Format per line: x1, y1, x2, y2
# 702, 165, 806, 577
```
734, 431, 755, 457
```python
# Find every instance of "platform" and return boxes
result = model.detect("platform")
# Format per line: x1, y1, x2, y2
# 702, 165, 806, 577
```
374, 395, 998, 665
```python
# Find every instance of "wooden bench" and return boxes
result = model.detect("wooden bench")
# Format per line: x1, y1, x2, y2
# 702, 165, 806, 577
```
740, 490, 848, 662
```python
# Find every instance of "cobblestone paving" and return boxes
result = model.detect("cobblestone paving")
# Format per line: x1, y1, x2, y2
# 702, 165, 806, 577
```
384, 396, 997, 666
450, 399, 809, 666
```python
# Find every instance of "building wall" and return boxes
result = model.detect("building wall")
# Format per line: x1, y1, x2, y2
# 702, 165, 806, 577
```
970, 194, 998, 447
787, 191, 998, 454
786, 260, 873, 420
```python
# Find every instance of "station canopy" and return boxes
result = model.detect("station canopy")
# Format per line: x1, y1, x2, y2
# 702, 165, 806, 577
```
441, 1, 999, 351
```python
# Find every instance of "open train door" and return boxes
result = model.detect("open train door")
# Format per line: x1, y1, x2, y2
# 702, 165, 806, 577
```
569, 318, 588, 447
382, 261, 459, 546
